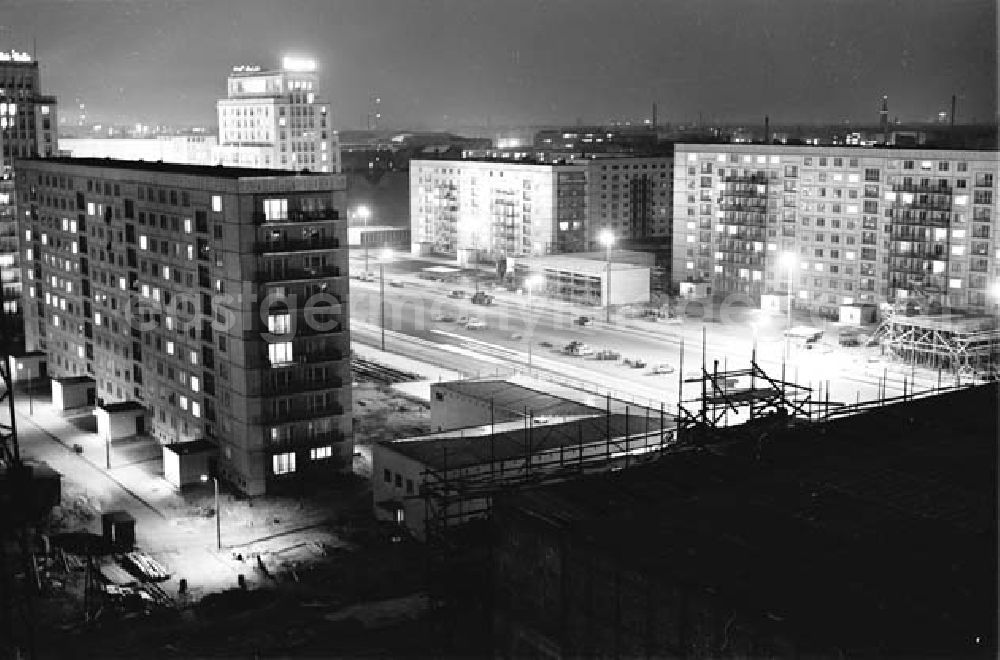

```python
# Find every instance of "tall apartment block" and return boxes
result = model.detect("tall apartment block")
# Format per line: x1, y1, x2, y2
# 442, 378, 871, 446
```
1, 50, 58, 315
409, 155, 671, 262
215, 56, 341, 174
16, 158, 352, 495
672, 145, 999, 315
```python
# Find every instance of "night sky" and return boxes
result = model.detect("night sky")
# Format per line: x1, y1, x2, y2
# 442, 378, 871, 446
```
1, 0, 996, 130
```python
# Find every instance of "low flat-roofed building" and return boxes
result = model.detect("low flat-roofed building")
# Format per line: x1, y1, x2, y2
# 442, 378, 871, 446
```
374, 409, 673, 540
508, 253, 650, 307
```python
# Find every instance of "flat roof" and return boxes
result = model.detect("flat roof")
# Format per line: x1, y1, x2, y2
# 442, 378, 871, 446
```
99, 401, 145, 413
164, 439, 217, 456
17, 156, 327, 179
384, 412, 668, 470
434, 377, 661, 418
53, 375, 94, 385
513, 255, 647, 274
501, 383, 997, 650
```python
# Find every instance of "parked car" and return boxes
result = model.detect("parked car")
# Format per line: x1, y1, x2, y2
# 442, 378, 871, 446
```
431, 313, 456, 322
649, 363, 676, 375
465, 318, 487, 330
575, 316, 593, 326
471, 291, 494, 305
539, 341, 554, 348
457, 316, 470, 325
623, 357, 647, 369
595, 349, 621, 361
564, 342, 594, 356
449, 290, 466, 299
389, 280, 404, 288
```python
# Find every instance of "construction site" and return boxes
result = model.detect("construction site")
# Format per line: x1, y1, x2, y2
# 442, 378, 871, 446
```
867, 311, 1000, 376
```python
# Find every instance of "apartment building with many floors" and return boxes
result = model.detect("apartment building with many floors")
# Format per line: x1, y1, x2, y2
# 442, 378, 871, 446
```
16, 158, 351, 495
672, 145, 999, 316
1, 50, 58, 316
410, 155, 671, 262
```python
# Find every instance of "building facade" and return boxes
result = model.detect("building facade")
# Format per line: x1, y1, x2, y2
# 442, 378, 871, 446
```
215, 57, 340, 174
59, 135, 219, 165
410, 155, 671, 262
16, 157, 352, 495
1, 50, 58, 315
672, 145, 999, 316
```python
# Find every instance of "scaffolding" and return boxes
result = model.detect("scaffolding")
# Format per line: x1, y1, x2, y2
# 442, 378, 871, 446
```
869, 313, 999, 374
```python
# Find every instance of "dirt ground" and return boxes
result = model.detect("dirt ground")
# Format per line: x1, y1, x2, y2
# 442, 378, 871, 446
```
352, 380, 430, 479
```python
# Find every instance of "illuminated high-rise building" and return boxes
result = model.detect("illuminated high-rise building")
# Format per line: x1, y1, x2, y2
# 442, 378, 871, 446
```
215, 56, 340, 174
0, 48, 58, 317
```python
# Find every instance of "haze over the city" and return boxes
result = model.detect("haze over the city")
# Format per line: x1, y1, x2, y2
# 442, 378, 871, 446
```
2, 0, 996, 130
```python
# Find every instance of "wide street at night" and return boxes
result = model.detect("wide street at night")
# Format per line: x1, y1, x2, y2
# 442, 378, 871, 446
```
348, 255, 956, 414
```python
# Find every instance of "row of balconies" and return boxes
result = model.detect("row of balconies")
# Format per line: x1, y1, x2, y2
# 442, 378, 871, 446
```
254, 208, 340, 224
255, 236, 340, 254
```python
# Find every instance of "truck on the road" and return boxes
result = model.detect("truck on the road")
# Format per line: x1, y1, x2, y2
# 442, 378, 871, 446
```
471, 291, 494, 305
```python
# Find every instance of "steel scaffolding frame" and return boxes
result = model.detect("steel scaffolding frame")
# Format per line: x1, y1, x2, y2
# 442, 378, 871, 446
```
870, 313, 999, 373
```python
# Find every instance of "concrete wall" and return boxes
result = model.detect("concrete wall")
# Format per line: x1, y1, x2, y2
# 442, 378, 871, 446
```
95, 408, 144, 441
605, 267, 650, 306
51, 379, 93, 410
7, 354, 45, 382
429, 384, 521, 432
163, 447, 212, 489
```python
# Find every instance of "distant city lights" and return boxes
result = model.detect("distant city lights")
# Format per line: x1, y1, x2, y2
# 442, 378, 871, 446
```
0, 50, 32, 62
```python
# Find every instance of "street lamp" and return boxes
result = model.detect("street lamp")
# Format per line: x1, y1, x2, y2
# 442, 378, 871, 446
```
525, 274, 544, 374
356, 205, 371, 273
780, 251, 797, 360
200, 474, 221, 550
598, 229, 615, 323
379, 247, 393, 351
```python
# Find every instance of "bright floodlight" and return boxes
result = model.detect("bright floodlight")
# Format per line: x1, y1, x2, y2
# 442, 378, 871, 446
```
380, 247, 393, 260
990, 280, 1000, 300
356, 205, 370, 220
598, 229, 615, 248
525, 274, 544, 289
780, 251, 798, 269
200, 474, 209, 483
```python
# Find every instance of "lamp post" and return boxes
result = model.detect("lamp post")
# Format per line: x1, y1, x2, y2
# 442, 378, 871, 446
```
780, 251, 797, 359
356, 205, 371, 274
201, 474, 221, 550
379, 247, 393, 351
598, 229, 615, 323
989, 280, 1000, 377
525, 274, 544, 374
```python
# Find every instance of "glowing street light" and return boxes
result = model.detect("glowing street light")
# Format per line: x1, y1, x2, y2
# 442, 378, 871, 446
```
200, 474, 221, 550
356, 205, 372, 272
379, 247, 393, 351
598, 229, 615, 323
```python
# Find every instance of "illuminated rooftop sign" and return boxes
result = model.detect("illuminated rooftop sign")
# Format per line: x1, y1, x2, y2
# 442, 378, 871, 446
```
282, 56, 316, 72
0, 51, 32, 63
232, 64, 261, 73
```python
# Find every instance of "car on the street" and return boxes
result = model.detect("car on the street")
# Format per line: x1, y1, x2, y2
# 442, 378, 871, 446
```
595, 349, 620, 361
564, 341, 594, 356
431, 313, 456, 322
389, 280, 404, 288
449, 290, 466, 299
457, 316, 470, 325
575, 316, 593, 326
649, 363, 676, 375
357, 272, 377, 282
623, 357, 647, 369
465, 318, 487, 330
471, 291, 494, 305
539, 341, 554, 348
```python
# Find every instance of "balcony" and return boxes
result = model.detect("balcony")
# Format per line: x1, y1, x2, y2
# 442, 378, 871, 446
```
254, 401, 346, 425
892, 183, 952, 195
267, 430, 347, 453
256, 208, 340, 224
256, 236, 340, 253
722, 174, 768, 184
256, 264, 343, 281
260, 375, 344, 396
893, 196, 953, 212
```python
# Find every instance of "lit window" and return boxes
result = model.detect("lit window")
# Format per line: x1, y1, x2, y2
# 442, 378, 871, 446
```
190, 350, 199, 365
179, 395, 188, 410
267, 314, 290, 334
310, 446, 332, 460
268, 341, 293, 365
263, 198, 288, 221
191, 376, 200, 392
211, 195, 222, 212
166, 341, 175, 355
949, 278, 962, 289
184, 218, 192, 234
163, 266, 171, 280
87, 202, 95, 215
139, 235, 148, 250
272, 452, 296, 475
191, 401, 201, 418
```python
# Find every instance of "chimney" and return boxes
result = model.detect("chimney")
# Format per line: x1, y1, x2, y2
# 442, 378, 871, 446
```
764, 115, 770, 144
950, 94, 957, 132
652, 102, 658, 129
879, 95, 889, 144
